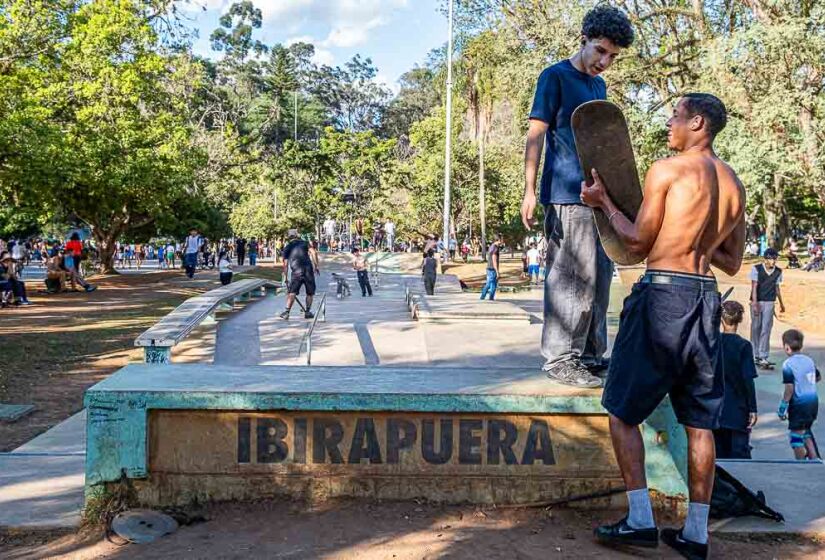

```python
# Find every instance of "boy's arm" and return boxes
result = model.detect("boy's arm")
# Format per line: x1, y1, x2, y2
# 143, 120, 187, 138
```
776, 284, 785, 313
750, 280, 760, 314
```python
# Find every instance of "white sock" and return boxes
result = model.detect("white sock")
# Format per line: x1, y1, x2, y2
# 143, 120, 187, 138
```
682, 502, 710, 544
626, 488, 655, 529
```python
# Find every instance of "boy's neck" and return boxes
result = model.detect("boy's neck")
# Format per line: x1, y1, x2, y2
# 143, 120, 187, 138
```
722, 324, 738, 334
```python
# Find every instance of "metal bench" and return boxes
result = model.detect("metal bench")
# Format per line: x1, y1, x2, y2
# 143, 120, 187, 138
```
135, 278, 280, 363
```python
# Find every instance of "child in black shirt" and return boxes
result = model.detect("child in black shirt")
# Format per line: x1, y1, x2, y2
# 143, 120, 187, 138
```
714, 301, 759, 459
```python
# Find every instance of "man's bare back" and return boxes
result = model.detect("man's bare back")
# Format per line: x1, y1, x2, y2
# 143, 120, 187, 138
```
581, 97, 746, 275
645, 152, 746, 275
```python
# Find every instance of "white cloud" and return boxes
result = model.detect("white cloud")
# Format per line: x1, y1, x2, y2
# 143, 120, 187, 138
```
285, 35, 315, 46
258, 0, 409, 49
312, 48, 335, 66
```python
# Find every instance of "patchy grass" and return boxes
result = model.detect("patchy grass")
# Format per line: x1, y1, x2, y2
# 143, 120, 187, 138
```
0, 270, 211, 450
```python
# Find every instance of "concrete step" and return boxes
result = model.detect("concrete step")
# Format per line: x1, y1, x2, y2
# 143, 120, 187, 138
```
83, 364, 687, 510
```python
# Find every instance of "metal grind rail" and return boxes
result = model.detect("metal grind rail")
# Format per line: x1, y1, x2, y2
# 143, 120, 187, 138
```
299, 291, 327, 365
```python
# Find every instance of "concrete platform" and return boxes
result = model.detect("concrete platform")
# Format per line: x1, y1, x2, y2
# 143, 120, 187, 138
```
83, 364, 687, 508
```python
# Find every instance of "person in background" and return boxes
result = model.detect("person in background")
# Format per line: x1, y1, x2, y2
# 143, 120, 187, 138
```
778, 329, 821, 460
64, 233, 95, 292
165, 241, 176, 269
526, 243, 541, 286
45, 250, 67, 293
480, 234, 503, 301
422, 249, 438, 295
278, 230, 318, 320
218, 251, 233, 286
0, 251, 31, 305
236, 237, 247, 266
351, 247, 372, 297
714, 301, 758, 459
750, 247, 785, 369
248, 237, 259, 266
384, 218, 395, 252
183, 228, 202, 279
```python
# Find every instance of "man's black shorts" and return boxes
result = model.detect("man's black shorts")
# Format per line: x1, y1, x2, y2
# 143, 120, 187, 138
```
602, 271, 723, 429
288, 268, 316, 296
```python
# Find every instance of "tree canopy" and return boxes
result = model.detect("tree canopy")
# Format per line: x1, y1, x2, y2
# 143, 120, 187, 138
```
1, 0, 823, 268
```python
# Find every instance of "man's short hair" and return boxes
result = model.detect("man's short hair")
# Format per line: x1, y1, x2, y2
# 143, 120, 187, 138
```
782, 329, 805, 352
682, 93, 728, 137
582, 5, 634, 48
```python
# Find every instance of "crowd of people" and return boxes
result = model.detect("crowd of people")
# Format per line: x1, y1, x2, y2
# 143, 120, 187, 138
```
0, 234, 98, 307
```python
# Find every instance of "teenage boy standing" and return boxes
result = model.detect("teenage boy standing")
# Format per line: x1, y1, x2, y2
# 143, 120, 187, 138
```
521, 5, 634, 388
750, 247, 785, 369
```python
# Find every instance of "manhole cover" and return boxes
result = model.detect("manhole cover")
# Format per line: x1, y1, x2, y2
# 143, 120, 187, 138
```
111, 509, 178, 544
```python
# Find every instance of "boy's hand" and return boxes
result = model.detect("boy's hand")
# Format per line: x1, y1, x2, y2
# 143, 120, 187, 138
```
779, 303, 786, 313
777, 400, 789, 420
748, 413, 758, 428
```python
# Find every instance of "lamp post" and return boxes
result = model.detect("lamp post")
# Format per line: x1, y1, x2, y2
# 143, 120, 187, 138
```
442, 0, 454, 262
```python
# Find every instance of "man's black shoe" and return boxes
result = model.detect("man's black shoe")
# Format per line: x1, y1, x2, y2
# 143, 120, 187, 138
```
585, 358, 610, 378
304, 310, 315, 319
594, 517, 658, 549
660, 528, 708, 560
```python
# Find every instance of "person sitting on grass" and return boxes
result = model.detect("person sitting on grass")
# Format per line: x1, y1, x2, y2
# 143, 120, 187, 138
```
714, 301, 758, 459
778, 329, 821, 460
0, 251, 31, 306
45, 250, 68, 293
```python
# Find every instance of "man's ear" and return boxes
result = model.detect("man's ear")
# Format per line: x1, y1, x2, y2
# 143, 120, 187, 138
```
580, 34, 587, 47
690, 114, 704, 132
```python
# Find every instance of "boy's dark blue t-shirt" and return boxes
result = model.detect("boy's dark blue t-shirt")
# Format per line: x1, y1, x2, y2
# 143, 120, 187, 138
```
529, 59, 607, 206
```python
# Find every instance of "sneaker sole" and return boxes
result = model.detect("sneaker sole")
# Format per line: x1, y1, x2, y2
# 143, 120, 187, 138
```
546, 373, 602, 388
594, 532, 659, 549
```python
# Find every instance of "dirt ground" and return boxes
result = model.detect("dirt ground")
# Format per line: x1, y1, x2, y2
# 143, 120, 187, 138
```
2, 500, 823, 560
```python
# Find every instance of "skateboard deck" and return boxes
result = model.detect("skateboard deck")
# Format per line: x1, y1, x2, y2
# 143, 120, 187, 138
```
572, 100, 644, 266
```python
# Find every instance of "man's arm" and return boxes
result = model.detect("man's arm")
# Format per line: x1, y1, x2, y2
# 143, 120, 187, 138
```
711, 217, 746, 276
580, 163, 671, 260
521, 119, 549, 230
776, 282, 785, 313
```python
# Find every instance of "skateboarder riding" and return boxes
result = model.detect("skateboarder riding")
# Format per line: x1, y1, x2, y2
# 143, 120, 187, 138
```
279, 229, 320, 320
521, 5, 634, 388
581, 94, 746, 559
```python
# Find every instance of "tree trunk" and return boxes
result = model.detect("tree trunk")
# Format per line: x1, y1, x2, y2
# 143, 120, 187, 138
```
93, 227, 122, 274
764, 174, 789, 250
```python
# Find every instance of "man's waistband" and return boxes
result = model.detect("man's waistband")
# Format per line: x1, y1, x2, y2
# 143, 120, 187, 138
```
639, 270, 717, 291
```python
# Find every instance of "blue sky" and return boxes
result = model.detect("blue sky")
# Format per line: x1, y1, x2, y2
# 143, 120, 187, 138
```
177, 0, 447, 93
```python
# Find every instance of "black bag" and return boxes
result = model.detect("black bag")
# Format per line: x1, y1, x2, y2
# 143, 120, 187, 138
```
710, 465, 784, 522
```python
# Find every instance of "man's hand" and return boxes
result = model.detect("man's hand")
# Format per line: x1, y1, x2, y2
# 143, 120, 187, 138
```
521, 190, 537, 230
748, 413, 758, 428
779, 302, 786, 313
580, 169, 608, 208
751, 302, 761, 315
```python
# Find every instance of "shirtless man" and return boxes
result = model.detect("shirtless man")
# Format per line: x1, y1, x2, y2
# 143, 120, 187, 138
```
581, 93, 746, 559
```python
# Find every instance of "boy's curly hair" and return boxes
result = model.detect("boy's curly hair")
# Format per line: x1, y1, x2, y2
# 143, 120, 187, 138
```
582, 5, 635, 48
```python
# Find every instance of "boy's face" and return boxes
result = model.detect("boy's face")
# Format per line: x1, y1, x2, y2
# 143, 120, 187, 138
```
764, 256, 776, 268
579, 36, 623, 76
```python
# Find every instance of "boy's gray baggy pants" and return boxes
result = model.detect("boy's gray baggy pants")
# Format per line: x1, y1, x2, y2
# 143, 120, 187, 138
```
542, 204, 613, 368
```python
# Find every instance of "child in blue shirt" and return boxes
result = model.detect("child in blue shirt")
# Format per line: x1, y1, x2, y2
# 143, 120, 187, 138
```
778, 329, 821, 460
